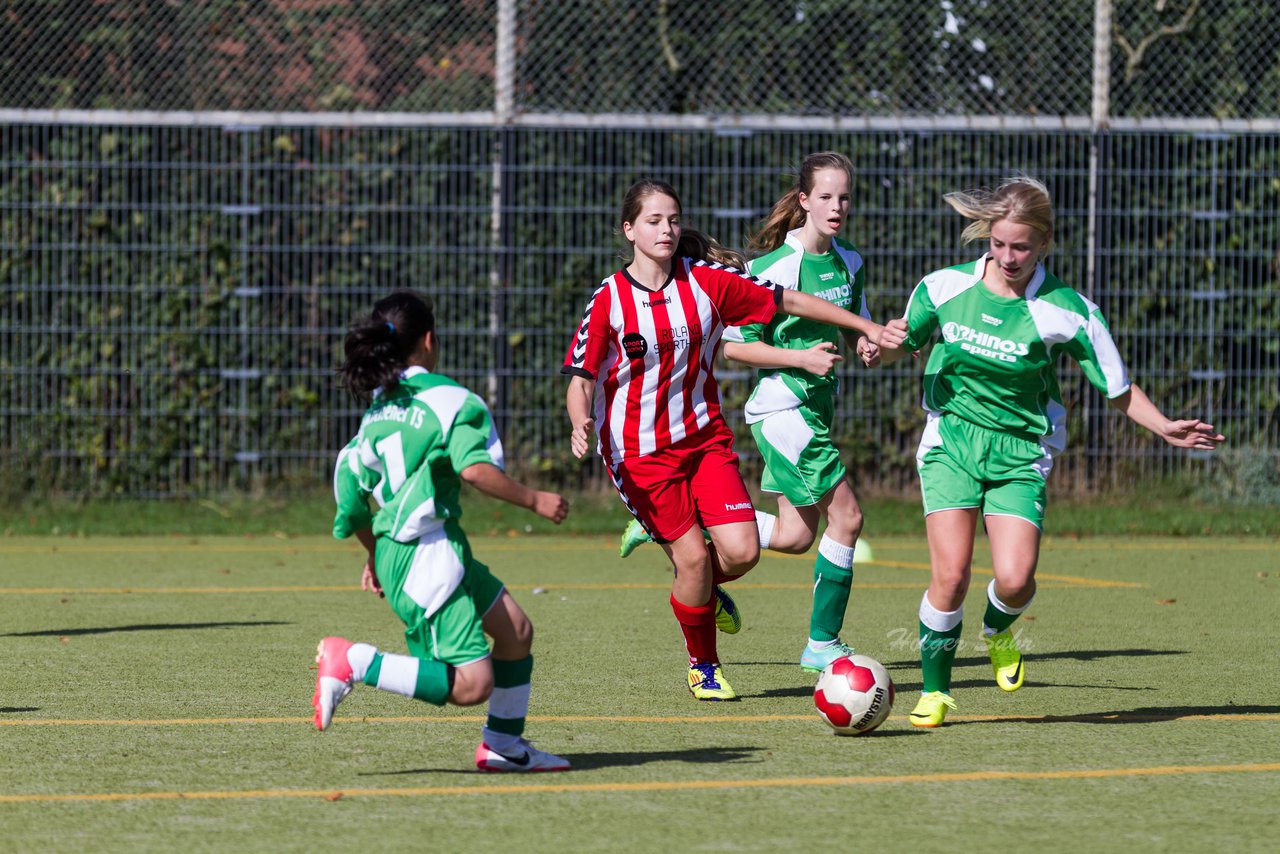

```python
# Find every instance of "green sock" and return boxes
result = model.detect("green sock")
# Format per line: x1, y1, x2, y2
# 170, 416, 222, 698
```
983, 596, 1021, 635
919, 620, 963, 693
486, 655, 534, 737
810, 554, 853, 642
363, 651, 452, 707
977, 583, 1029, 637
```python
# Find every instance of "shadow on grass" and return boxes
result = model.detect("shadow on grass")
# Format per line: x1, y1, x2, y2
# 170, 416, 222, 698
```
752, 675, 1159, 700
0, 707, 39, 713
890, 679, 1158, 692
880, 648, 1188, 670
751, 686, 819, 699
2, 620, 290, 637
946, 704, 1280, 726
362, 746, 767, 776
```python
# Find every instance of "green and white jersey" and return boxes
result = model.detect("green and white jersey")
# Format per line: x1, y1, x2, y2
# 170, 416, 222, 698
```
724, 229, 870, 424
332, 366, 503, 544
901, 254, 1130, 453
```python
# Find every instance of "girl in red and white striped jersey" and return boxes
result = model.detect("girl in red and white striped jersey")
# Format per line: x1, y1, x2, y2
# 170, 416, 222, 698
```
563, 179, 905, 700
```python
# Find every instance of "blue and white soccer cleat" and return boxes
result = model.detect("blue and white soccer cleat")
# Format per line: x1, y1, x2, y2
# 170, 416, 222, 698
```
800, 639, 855, 673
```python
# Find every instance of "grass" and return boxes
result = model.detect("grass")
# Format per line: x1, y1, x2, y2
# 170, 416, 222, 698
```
6, 487, 1280, 538
1, 531, 1277, 851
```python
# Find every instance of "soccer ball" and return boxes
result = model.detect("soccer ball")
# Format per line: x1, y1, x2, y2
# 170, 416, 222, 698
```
813, 654, 895, 735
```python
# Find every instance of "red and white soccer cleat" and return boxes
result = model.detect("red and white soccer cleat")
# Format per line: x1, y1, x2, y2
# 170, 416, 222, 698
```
475, 739, 571, 772
312, 636, 356, 731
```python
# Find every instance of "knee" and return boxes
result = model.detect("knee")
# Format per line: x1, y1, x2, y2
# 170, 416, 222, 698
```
846, 505, 864, 539
994, 576, 1036, 608
507, 612, 534, 655
769, 528, 815, 554
717, 541, 759, 575
449, 666, 493, 707
932, 568, 971, 602
826, 504, 864, 542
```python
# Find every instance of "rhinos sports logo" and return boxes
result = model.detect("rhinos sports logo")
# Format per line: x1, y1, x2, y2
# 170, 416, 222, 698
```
814, 283, 852, 306
941, 322, 1029, 364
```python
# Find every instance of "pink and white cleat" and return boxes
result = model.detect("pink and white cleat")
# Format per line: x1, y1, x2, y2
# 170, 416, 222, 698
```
312, 636, 356, 731
475, 739, 571, 772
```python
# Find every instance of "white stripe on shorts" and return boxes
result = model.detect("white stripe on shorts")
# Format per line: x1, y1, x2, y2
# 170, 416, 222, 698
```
758, 408, 813, 466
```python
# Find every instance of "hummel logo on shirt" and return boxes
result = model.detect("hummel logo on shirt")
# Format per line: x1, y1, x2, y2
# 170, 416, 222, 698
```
643, 296, 672, 307
725, 501, 752, 511
981, 313, 1004, 326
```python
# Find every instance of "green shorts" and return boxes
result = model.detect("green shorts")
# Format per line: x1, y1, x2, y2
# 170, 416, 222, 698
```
750, 390, 846, 508
374, 520, 503, 666
916, 413, 1050, 528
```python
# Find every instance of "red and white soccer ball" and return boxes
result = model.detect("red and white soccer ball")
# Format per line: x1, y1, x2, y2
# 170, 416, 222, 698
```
813, 654, 895, 735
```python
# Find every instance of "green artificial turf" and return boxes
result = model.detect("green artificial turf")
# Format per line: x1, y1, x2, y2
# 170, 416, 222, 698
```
1, 533, 1277, 851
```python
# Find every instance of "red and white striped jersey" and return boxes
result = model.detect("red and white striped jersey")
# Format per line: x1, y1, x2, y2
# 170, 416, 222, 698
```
562, 257, 781, 466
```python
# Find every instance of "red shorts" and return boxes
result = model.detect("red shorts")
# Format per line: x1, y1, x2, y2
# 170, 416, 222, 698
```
608, 421, 756, 544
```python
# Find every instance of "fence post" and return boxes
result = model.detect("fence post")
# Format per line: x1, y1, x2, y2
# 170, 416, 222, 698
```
1085, 0, 1113, 488
488, 0, 516, 427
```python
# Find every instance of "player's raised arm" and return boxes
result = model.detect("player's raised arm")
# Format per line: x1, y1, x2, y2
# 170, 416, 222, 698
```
723, 340, 843, 376
1109, 384, 1225, 451
461, 462, 569, 523
777, 288, 895, 345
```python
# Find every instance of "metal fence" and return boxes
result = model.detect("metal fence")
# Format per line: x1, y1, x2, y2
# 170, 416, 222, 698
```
1, 1, 1278, 500
2, 1, 1277, 120
3, 121, 1277, 498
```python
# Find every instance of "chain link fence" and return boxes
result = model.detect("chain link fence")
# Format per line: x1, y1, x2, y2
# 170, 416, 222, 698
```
2, 2, 1278, 500
2, 1, 1276, 119
4, 122, 1277, 499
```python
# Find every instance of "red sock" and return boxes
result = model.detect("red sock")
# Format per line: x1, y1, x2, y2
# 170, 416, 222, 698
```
670, 593, 717, 665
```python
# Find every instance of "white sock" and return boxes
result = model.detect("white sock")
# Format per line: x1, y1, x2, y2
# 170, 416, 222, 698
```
919, 590, 963, 633
370, 651, 420, 697
347, 642, 377, 682
818, 534, 855, 569
807, 637, 839, 651
755, 511, 777, 549
482, 727, 522, 754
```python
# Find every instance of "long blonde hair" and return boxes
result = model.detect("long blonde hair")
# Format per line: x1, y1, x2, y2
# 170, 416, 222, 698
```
944, 176, 1055, 254
619, 178, 745, 268
748, 151, 854, 255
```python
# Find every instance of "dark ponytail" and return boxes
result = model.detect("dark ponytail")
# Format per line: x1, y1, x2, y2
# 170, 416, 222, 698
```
677, 228, 746, 269
340, 290, 435, 401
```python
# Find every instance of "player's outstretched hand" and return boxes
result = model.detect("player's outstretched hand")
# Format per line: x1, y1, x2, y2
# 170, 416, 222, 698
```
361, 558, 384, 598
533, 490, 570, 524
797, 342, 843, 376
570, 418, 595, 459
876, 318, 909, 352
856, 337, 881, 368
1160, 419, 1225, 451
